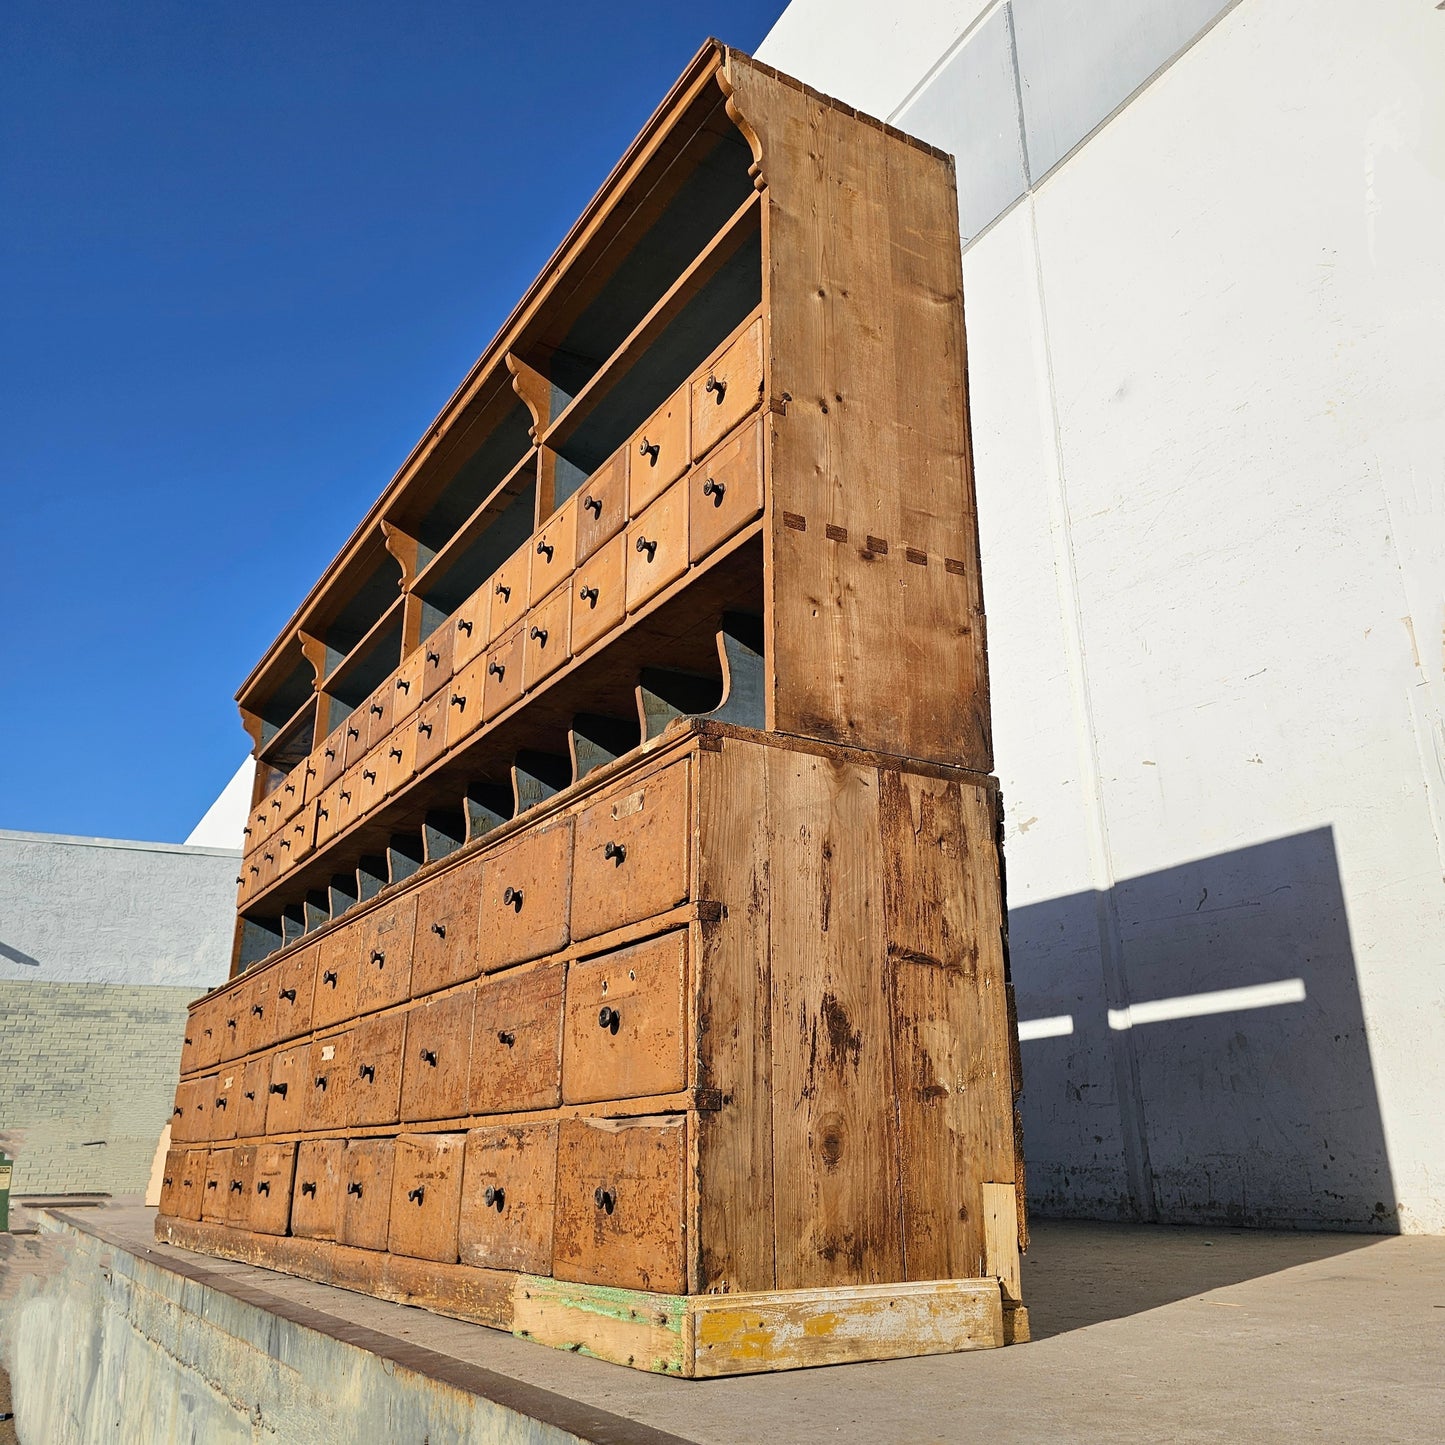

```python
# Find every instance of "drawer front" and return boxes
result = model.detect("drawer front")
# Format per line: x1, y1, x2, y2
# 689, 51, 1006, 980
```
312, 930, 359, 1030
691, 315, 763, 458
357, 744, 389, 817
384, 717, 419, 794
232, 1054, 272, 1139
400, 989, 474, 1123
629, 383, 690, 514
341, 713, 369, 772
250, 1141, 297, 1235
625, 483, 688, 613
272, 945, 317, 1043
305, 1032, 353, 1132
236, 975, 271, 1057
453, 585, 489, 673
335, 763, 364, 833
528, 495, 578, 607
355, 894, 418, 1015
552, 1117, 686, 1293
570, 529, 627, 656
265, 1047, 308, 1134
482, 622, 525, 721
363, 680, 394, 750
319, 721, 349, 788
388, 1133, 467, 1263
688, 413, 763, 563
522, 583, 572, 691
279, 757, 315, 815
414, 694, 448, 773
479, 820, 572, 972
201, 1147, 234, 1223
337, 1138, 396, 1251
444, 656, 487, 751
216, 984, 249, 1062
574, 449, 628, 565
211, 1067, 240, 1141
179, 1008, 204, 1076
562, 931, 687, 1104
313, 781, 343, 848
487, 555, 528, 643
421, 621, 456, 702
175, 1147, 208, 1221
184, 1077, 216, 1144
349, 1010, 407, 1127
192, 999, 223, 1071
572, 761, 690, 940
458, 1123, 557, 1274
291, 1137, 345, 1239
410, 859, 485, 998
393, 648, 426, 723
469, 959, 563, 1114
169, 1078, 194, 1143
159, 1147, 188, 1217
224, 1145, 257, 1228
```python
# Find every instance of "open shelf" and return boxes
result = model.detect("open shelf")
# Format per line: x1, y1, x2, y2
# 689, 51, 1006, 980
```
317, 595, 405, 710
255, 693, 317, 776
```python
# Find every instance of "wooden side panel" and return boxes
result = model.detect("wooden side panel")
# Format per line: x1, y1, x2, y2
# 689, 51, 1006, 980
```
469, 960, 563, 1114
766, 749, 902, 1289
458, 1122, 558, 1274
388, 1133, 467, 1264
982, 1182, 1022, 1303
878, 769, 1014, 1281
724, 55, 992, 770
694, 739, 774, 1293
291, 1138, 345, 1240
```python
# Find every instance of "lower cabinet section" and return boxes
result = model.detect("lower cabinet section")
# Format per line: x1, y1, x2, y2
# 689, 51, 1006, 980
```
458, 1123, 557, 1274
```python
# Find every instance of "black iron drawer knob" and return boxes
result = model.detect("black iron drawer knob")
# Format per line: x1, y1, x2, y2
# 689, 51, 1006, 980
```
207, 1180, 217, 1190
484, 1186, 505, 1211
245, 1090, 255, 1101
325, 747, 336, 760
450, 692, 466, 708
317, 808, 329, 821
389, 746, 403, 760
226, 1017, 237, 1031
593, 1186, 616, 1214
249, 865, 260, 876
578, 584, 599, 606
371, 949, 385, 966
279, 987, 296, 1002
418, 721, 432, 738
252, 1003, 264, 1017
280, 839, 291, 852
495, 582, 511, 601
431, 922, 446, 938
256, 1180, 270, 1196
583, 495, 602, 517
347, 725, 359, 739
215, 1096, 227, 1109
408, 1186, 425, 1205
271, 798, 282, 812
339, 789, 351, 802
702, 477, 725, 503
536, 539, 554, 561
243, 825, 252, 836
488, 660, 505, 679
230, 1179, 243, 1193
635, 535, 657, 561
358, 1063, 375, 1082
363, 768, 377, 782
529, 625, 547, 645
285, 782, 296, 794
173, 1106, 183, 1117
638, 437, 659, 463
347, 1182, 362, 1197
301, 1181, 316, 1197
163, 1175, 172, 1187
705, 373, 726, 401
323, 970, 337, 987
427, 648, 440, 665
497, 1030, 515, 1047
396, 677, 410, 693
314, 1075, 328, 1090
263, 851, 275, 863
457, 617, 473, 635
370, 702, 384, 717
502, 886, 523, 911
598, 1005, 620, 1033
204, 1027, 214, 1038
269, 1082, 287, 1097
420, 1048, 438, 1066
603, 840, 626, 864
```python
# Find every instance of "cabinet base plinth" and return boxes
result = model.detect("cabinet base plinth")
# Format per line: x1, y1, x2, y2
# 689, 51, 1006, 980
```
155, 1214, 1025, 1375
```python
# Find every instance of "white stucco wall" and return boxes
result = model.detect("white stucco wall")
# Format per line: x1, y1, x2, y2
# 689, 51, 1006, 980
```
759, 0, 1445, 1232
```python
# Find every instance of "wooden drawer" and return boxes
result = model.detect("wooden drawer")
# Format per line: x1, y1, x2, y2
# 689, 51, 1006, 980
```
570, 529, 627, 656
224, 1144, 257, 1228
572, 761, 690, 940
444, 656, 488, 752
211, 1066, 240, 1141
272, 945, 317, 1043
341, 713, 369, 771
487, 554, 528, 643
691, 315, 762, 459
305, 1031, 352, 1132
414, 693, 448, 773
201, 1147, 233, 1223
575, 448, 628, 565
174, 1077, 213, 1144
689, 413, 763, 563
529, 494, 579, 606
312, 928, 359, 1030
179, 1008, 203, 1076
355, 894, 418, 1015
393, 647, 426, 723
400, 989, 474, 1123
482, 622, 525, 721
169, 1147, 207, 1221
453, 585, 489, 672
349, 1010, 407, 1127
363, 680, 394, 750
458, 1123, 557, 1274
216, 984, 248, 1062
523, 583, 572, 691
158, 1147, 188, 1217
478, 820, 572, 972
249, 1141, 297, 1235
335, 763, 364, 833
291, 1138, 345, 1239
232, 1053, 272, 1139
410, 859, 484, 998
192, 999, 224, 1071
421, 621, 456, 702
279, 756, 317, 815
357, 744, 389, 816
469, 959, 563, 1114
236, 974, 272, 1057
625, 483, 688, 613
384, 717, 419, 794
563, 931, 687, 1104
388, 1133, 466, 1263
319, 720, 349, 789
629, 383, 690, 514
337, 1138, 396, 1251
265, 1046, 308, 1133
553, 1117, 686, 1294
313, 781, 343, 848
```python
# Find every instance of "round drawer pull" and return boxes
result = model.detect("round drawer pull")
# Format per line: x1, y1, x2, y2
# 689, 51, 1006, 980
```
347, 1182, 362, 1197
598, 1005, 620, 1034
230, 1179, 243, 1193
594, 1186, 616, 1214
269, 1082, 287, 1097
314, 1075, 328, 1091
390, 745, 404, 759
370, 949, 385, 966
358, 1063, 375, 1082
702, 477, 725, 503
705, 373, 726, 401
426, 648, 440, 665
495, 582, 511, 602
488, 659, 505, 679
583, 495, 602, 517
322, 969, 338, 987
536, 539, 554, 561
431, 921, 446, 938
301, 1181, 317, 1197
370, 702, 384, 717
457, 617, 473, 635
502, 886, 523, 911
497, 1029, 515, 1047
529, 625, 548, 645
408, 1186, 425, 1205
604, 840, 626, 865
363, 768, 377, 782
578, 584, 599, 606
279, 987, 296, 1002
638, 437, 659, 464
450, 692, 466, 708
484, 1186, 505, 1211
420, 1048, 438, 1067
635, 535, 657, 561
256, 1180, 270, 1196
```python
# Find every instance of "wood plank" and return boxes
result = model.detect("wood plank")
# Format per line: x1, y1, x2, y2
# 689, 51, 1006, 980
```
512, 1276, 687, 1377
983, 1182, 1022, 1304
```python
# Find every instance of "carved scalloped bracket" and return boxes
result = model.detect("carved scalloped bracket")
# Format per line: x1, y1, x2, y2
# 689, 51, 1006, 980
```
716, 60, 765, 192
506, 352, 557, 441
238, 705, 266, 756
381, 520, 421, 591
297, 630, 328, 687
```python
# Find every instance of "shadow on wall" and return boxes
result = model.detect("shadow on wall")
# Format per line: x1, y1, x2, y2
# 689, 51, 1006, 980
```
1010, 826, 1398, 1232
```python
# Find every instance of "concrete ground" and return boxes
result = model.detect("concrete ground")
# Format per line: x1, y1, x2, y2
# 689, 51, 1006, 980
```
3, 1206, 1442, 1443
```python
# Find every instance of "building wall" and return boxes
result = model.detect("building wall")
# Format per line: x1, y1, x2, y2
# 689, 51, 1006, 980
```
0, 830, 237, 1194
757, 0, 1445, 1232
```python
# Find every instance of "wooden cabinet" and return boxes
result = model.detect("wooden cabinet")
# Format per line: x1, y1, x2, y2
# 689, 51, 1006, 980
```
388, 1133, 466, 1263
458, 1123, 556, 1274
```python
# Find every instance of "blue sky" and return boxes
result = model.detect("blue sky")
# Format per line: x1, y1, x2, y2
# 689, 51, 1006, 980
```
0, 2, 786, 843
